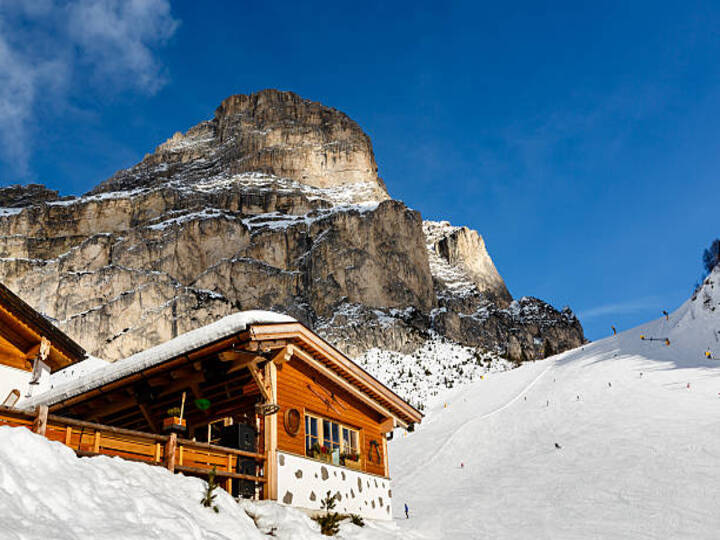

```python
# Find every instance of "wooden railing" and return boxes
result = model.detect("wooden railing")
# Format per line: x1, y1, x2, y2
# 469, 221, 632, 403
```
0, 405, 266, 495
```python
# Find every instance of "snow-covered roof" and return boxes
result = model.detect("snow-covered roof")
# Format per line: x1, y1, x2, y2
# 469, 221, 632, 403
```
21, 310, 295, 409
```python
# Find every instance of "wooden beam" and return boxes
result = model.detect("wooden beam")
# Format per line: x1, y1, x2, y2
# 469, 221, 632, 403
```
175, 464, 266, 483
24, 342, 41, 360
244, 339, 287, 353
0, 312, 34, 353
382, 436, 389, 478
226, 354, 264, 375
219, 349, 261, 363
148, 366, 200, 386
248, 364, 270, 401
165, 433, 177, 472
89, 373, 207, 420
0, 350, 31, 371
271, 345, 293, 366
138, 403, 158, 432
32, 405, 48, 436
263, 360, 278, 500
379, 417, 395, 433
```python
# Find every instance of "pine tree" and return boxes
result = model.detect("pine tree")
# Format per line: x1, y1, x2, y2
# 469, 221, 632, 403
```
201, 467, 220, 513
703, 239, 720, 276
312, 491, 341, 536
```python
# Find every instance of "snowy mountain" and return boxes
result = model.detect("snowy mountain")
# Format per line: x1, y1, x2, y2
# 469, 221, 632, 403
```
0, 90, 583, 397
389, 266, 720, 539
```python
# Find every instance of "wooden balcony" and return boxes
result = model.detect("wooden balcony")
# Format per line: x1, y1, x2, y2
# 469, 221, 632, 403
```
0, 405, 266, 495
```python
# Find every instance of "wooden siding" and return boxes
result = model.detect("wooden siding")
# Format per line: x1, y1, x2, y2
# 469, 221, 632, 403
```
0, 283, 85, 370
276, 358, 389, 478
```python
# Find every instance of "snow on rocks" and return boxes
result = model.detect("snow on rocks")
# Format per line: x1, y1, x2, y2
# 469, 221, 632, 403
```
355, 335, 510, 410
423, 221, 479, 298
192, 172, 384, 207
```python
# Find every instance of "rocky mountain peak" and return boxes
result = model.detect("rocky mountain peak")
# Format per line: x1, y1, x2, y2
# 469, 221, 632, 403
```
0, 184, 61, 208
0, 90, 584, 400
423, 220, 512, 306
91, 89, 389, 202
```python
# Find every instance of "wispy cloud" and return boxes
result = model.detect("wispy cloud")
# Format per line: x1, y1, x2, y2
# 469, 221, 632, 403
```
0, 0, 179, 176
578, 296, 661, 320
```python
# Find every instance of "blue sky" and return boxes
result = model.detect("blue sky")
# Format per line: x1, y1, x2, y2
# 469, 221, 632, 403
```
1, 1, 718, 340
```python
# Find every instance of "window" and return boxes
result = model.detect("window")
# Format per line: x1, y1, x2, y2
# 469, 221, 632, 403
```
305, 413, 359, 463
342, 427, 358, 453
323, 419, 340, 452
305, 415, 319, 455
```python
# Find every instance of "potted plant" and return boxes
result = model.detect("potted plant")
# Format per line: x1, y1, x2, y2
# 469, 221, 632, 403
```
341, 451, 361, 470
163, 407, 186, 432
311, 442, 331, 462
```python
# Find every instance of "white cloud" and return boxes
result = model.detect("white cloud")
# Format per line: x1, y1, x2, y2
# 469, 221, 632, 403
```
578, 296, 661, 320
67, 0, 179, 94
0, 0, 179, 176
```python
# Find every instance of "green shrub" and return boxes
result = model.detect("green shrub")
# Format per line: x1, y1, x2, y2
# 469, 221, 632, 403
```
201, 467, 220, 513
312, 491, 341, 536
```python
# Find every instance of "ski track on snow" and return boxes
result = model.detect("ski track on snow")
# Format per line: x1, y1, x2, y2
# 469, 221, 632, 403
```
395, 362, 554, 485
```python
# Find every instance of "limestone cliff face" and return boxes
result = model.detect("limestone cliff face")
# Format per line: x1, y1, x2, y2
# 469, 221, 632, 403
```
93, 89, 389, 202
0, 89, 583, 370
423, 221, 512, 306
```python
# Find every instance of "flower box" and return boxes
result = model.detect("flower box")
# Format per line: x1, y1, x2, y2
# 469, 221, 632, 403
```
344, 458, 362, 471
162, 416, 186, 432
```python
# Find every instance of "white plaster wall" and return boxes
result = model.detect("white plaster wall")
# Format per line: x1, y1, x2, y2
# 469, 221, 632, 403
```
277, 451, 392, 521
0, 365, 30, 403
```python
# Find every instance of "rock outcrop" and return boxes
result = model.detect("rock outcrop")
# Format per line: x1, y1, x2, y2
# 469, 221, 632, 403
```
0, 89, 584, 376
92, 89, 389, 202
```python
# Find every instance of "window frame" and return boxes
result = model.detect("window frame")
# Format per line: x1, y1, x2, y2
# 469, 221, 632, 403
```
304, 412, 360, 459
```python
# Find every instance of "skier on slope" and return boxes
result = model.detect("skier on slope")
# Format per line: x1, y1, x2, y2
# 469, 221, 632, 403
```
404, 503, 409, 519
611, 325, 617, 336
662, 310, 669, 320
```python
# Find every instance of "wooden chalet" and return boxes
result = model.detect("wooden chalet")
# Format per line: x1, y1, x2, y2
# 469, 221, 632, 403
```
14, 310, 422, 520
0, 282, 85, 406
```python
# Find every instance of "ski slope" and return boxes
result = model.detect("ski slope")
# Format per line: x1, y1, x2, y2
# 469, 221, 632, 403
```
390, 267, 720, 539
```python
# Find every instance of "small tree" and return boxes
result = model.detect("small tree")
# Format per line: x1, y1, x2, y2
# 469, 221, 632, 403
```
312, 491, 341, 536
201, 467, 220, 513
703, 239, 720, 276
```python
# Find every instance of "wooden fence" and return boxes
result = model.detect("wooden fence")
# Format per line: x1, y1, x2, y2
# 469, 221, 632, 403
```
0, 405, 266, 495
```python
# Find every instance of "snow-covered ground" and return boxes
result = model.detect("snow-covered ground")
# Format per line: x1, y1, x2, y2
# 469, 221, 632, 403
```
0, 426, 418, 540
389, 267, 720, 539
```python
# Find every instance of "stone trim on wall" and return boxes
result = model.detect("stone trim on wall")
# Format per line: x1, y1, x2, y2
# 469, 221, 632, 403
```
277, 451, 392, 521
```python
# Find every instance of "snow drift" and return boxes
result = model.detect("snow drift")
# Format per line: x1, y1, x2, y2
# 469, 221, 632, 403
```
0, 427, 415, 539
